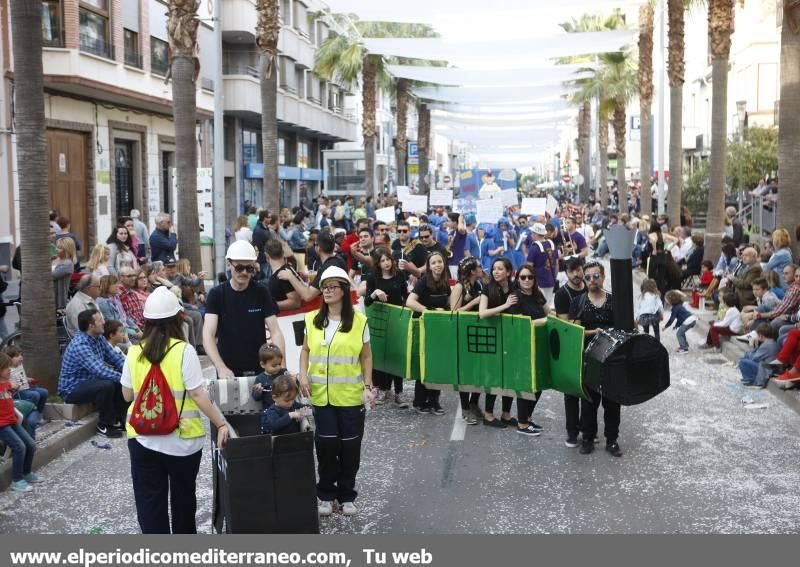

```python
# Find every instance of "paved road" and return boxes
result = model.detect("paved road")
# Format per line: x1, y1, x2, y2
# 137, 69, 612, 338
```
1, 325, 800, 534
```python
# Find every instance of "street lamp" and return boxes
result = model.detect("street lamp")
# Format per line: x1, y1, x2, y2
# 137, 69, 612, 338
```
736, 100, 747, 142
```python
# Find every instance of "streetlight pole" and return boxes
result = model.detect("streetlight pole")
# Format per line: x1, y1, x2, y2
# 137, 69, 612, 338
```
657, 0, 666, 215
213, 0, 226, 276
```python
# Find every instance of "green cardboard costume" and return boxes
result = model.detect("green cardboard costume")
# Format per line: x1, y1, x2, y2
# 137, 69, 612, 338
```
365, 303, 587, 399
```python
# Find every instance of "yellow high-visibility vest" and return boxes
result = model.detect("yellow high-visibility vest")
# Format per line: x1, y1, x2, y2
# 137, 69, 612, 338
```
305, 311, 367, 407
125, 338, 204, 439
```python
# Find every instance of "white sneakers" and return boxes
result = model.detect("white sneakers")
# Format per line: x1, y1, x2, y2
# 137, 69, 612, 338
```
318, 499, 357, 516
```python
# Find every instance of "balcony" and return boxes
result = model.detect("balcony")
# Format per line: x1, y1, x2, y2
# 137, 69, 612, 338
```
222, 0, 257, 43
79, 33, 113, 60
43, 48, 214, 116
223, 74, 357, 142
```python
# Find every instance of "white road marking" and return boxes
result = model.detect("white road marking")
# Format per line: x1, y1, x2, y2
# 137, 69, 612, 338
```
450, 406, 467, 441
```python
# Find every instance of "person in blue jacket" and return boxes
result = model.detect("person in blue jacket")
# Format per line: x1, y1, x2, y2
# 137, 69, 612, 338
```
261, 374, 309, 435
663, 290, 698, 354
149, 213, 178, 264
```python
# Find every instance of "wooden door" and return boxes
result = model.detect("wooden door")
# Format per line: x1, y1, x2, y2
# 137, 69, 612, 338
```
47, 130, 88, 259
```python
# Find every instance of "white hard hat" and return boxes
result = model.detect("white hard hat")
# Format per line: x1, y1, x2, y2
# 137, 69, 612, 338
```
318, 266, 354, 287
225, 240, 257, 261
143, 286, 184, 320
531, 222, 547, 236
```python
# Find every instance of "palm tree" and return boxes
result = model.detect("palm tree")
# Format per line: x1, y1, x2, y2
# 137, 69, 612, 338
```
603, 51, 639, 212
639, 2, 655, 217
256, 0, 280, 213
777, 1, 800, 257
667, 0, 686, 223
417, 102, 431, 193
598, 99, 613, 208
560, 9, 628, 204
9, 0, 59, 388
167, 0, 201, 270
395, 78, 409, 186
704, 0, 735, 263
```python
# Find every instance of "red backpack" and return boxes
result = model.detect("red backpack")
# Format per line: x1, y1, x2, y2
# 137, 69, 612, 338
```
129, 345, 186, 436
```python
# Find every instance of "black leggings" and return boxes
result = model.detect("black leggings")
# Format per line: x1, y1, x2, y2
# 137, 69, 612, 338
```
459, 392, 480, 410
484, 394, 513, 415
374, 370, 403, 393
516, 393, 542, 424
413, 381, 440, 408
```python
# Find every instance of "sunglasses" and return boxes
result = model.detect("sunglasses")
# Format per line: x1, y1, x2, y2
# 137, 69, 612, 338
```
420, 233, 431, 239
397, 229, 409, 234
518, 275, 534, 281
584, 274, 602, 281
321, 285, 342, 292
232, 264, 256, 274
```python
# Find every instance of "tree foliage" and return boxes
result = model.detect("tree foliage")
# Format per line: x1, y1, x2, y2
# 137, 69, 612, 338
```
727, 126, 778, 191
682, 159, 710, 214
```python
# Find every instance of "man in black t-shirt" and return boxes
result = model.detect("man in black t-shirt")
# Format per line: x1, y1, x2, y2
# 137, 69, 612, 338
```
203, 241, 286, 378
391, 220, 427, 278
279, 230, 347, 302
417, 224, 447, 274
265, 239, 301, 312
554, 255, 588, 450
568, 262, 622, 458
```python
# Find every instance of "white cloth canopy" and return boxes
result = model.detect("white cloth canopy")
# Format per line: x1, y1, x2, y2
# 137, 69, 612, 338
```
324, 0, 646, 25
385, 64, 592, 87
362, 30, 638, 65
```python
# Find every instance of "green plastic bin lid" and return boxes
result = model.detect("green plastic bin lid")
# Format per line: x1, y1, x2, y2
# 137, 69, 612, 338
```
200, 236, 214, 246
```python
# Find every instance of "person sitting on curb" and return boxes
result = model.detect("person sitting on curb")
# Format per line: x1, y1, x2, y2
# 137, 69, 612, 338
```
738, 323, 779, 389
58, 309, 126, 438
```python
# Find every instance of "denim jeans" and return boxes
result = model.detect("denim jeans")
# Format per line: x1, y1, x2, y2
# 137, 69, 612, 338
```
676, 321, 695, 350
0, 424, 35, 481
738, 357, 759, 383
64, 380, 126, 427
16, 387, 49, 414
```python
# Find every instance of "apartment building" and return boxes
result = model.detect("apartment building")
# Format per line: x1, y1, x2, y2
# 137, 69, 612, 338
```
222, 0, 357, 213
1, 0, 218, 256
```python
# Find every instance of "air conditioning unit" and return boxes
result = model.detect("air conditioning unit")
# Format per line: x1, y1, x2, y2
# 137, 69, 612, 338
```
201, 77, 214, 91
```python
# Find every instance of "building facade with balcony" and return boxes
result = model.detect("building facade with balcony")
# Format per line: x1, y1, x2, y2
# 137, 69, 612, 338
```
1, 0, 217, 256
221, 0, 357, 214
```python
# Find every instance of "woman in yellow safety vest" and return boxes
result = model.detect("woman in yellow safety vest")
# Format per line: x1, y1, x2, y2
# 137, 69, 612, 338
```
299, 266, 374, 518
121, 286, 229, 534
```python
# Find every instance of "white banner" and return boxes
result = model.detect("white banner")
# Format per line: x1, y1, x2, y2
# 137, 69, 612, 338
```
452, 198, 477, 215
493, 189, 519, 208
521, 197, 547, 217
402, 195, 429, 213
395, 186, 411, 201
476, 199, 505, 224
546, 195, 559, 216
429, 190, 454, 207
375, 206, 396, 224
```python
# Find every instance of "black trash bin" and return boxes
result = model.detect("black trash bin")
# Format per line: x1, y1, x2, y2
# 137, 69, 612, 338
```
209, 378, 319, 534
583, 329, 670, 406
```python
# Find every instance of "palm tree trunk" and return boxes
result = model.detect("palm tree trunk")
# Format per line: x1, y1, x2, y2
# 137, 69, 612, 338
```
395, 79, 408, 186
599, 109, 609, 209
705, 57, 729, 264
639, 2, 654, 217
418, 103, 431, 194
10, 0, 59, 388
705, 0, 734, 263
362, 57, 377, 199
580, 101, 591, 203
777, 3, 800, 258
667, 0, 686, 225
261, 57, 279, 212
172, 55, 201, 271
614, 97, 627, 213
168, 0, 201, 270
667, 86, 684, 224
640, 109, 652, 216
256, 0, 280, 212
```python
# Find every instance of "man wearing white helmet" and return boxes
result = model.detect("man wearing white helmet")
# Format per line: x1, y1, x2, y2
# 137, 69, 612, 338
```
202, 240, 285, 378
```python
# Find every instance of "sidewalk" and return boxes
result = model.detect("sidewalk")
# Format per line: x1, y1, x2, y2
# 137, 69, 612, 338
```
631, 268, 800, 416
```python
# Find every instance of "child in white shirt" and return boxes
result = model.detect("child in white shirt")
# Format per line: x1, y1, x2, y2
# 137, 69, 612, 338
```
638, 278, 664, 340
